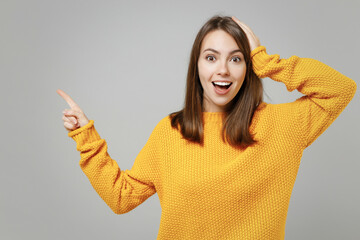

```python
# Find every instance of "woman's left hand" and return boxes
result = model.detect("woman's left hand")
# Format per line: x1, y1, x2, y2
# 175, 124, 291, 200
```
231, 16, 261, 52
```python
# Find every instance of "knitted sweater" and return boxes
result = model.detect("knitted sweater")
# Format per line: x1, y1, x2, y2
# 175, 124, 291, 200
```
68, 46, 356, 239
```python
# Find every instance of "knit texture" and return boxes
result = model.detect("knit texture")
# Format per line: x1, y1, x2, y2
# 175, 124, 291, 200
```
68, 46, 356, 239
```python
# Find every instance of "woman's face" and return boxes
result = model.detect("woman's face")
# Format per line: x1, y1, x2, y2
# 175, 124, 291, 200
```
198, 29, 246, 112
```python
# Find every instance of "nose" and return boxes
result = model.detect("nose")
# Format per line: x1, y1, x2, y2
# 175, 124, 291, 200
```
217, 60, 230, 76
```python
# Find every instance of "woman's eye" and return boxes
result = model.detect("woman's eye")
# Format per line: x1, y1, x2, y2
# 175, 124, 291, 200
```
206, 55, 215, 61
231, 56, 241, 62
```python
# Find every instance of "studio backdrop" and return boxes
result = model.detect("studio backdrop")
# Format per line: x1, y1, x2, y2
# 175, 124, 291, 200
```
1, 0, 359, 239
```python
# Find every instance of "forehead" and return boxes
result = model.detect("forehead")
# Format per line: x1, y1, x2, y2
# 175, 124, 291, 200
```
201, 29, 239, 51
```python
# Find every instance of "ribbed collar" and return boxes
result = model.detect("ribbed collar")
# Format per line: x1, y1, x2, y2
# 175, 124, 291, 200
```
202, 112, 226, 123
201, 102, 267, 124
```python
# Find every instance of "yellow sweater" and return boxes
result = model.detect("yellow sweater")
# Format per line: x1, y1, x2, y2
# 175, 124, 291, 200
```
68, 46, 356, 239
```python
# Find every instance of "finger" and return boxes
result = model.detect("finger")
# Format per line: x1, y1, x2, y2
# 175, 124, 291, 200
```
63, 109, 81, 119
64, 116, 78, 127
63, 114, 78, 125
231, 16, 241, 24
62, 109, 78, 121
57, 89, 81, 110
64, 121, 76, 131
231, 16, 244, 27
63, 115, 77, 125
69, 116, 77, 125
62, 115, 71, 123
231, 17, 252, 33
232, 17, 259, 43
231, 16, 246, 28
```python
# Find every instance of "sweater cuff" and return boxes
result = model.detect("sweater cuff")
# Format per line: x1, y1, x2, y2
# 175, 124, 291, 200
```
250, 46, 274, 77
68, 120, 101, 147
250, 46, 266, 59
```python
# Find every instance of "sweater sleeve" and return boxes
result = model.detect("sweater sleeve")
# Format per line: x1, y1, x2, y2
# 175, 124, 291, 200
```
68, 120, 158, 214
251, 46, 357, 148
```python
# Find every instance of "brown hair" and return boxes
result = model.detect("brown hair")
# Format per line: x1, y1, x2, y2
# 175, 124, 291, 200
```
169, 15, 263, 148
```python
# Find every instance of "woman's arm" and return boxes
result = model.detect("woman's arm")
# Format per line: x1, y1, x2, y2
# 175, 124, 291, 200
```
68, 120, 157, 214
251, 46, 357, 148
231, 17, 356, 148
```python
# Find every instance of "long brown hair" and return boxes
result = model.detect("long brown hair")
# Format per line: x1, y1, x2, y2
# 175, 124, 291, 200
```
169, 15, 263, 148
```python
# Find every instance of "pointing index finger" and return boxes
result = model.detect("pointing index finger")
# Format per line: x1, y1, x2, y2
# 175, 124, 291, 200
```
56, 89, 81, 110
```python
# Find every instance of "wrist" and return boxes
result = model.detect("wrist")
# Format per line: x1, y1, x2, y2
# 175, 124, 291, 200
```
250, 46, 266, 59
250, 46, 275, 78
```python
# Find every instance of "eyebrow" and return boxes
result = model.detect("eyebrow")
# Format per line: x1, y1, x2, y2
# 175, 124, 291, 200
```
202, 48, 243, 55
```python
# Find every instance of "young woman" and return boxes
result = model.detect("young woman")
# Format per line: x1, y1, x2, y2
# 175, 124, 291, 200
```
57, 15, 356, 239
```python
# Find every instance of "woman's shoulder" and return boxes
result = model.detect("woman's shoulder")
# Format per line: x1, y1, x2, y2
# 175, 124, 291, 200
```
253, 101, 269, 118
151, 114, 177, 134
158, 115, 172, 128
256, 101, 268, 111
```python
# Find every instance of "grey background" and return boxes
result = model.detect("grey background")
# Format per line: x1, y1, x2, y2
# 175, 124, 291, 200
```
1, 0, 359, 239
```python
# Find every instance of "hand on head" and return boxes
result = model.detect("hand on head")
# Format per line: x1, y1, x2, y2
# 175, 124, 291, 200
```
231, 16, 261, 52
57, 89, 90, 133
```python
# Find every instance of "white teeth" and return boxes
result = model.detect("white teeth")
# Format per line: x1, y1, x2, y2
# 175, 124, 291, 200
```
213, 82, 231, 86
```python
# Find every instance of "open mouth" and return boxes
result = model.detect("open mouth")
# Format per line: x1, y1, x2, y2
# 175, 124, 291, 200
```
212, 81, 232, 90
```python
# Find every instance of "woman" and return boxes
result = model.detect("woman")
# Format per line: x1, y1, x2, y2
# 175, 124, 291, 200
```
57, 15, 356, 239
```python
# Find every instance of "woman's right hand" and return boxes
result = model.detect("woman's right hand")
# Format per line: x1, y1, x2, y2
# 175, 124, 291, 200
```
57, 89, 90, 133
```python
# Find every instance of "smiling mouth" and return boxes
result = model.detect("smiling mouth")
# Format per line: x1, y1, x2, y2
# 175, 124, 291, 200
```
212, 81, 232, 90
